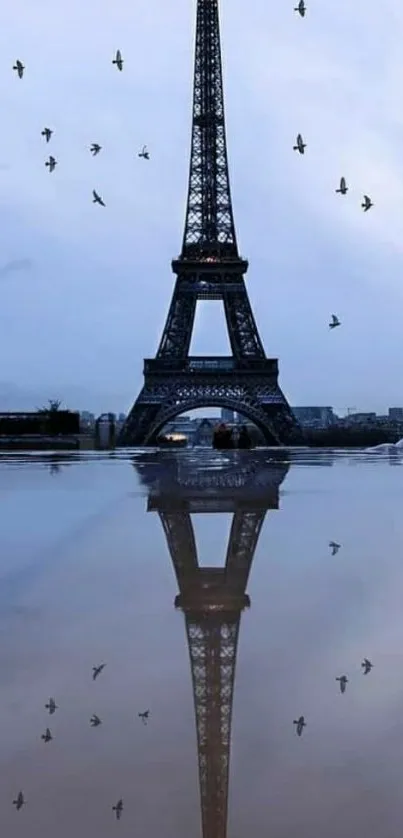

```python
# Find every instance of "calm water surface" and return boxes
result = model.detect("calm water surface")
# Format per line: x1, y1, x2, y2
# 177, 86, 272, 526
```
1, 447, 403, 837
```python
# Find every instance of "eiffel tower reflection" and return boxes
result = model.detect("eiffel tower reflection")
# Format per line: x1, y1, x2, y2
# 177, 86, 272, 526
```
134, 452, 289, 838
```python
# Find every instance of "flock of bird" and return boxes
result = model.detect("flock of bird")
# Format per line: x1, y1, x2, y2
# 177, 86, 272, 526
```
293, 2, 373, 215
294, 657, 374, 735
12, 51, 150, 209
293, 0, 375, 333
12, 663, 150, 820
293, 539, 374, 736
12, 19, 359, 329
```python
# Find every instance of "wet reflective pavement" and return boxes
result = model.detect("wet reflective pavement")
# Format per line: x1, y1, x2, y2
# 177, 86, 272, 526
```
1, 447, 403, 837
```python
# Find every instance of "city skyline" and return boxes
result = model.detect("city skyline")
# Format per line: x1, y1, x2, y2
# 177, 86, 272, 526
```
2, 1, 403, 415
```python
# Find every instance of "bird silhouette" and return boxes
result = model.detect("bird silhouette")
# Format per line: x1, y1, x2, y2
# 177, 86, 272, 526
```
336, 675, 348, 694
13, 791, 25, 811
362, 658, 373, 675
41, 127, 53, 143
112, 50, 123, 71
90, 143, 102, 156
112, 799, 123, 820
45, 697, 58, 715
293, 715, 306, 736
41, 727, 53, 743
293, 133, 306, 154
138, 710, 150, 724
45, 156, 57, 173
13, 60, 24, 78
329, 315, 340, 330
92, 191, 106, 208
138, 145, 150, 160
329, 540, 341, 554
361, 194, 373, 212
92, 662, 106, 678
90, 714, 102, 727
336, 176, 348, 195
294, 0, 306, 16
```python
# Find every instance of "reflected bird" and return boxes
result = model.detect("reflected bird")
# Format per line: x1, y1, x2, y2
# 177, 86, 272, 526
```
13, 60, 24, 78
13, 791, 25, 810
45, 697, 58, 715
41, 727, 53, 743
328, 315, 340, 331
336, 176, 348, 195
112, 799, 123, 820
138, 710, 150, 724
41, 127, 53, 143
294, 0, 306, 16
138, 145, 150, 160
293, 715, 306, 736
92, 662, 106, 679
329, 539, 341, 554
293, 133, 306, 154
336, 675, 348, 693
112, 49, 123, 71
361, 194, 373, 212
90, 143, 102, 156
45, 155, 57, 173
362, 658, 373, 675
90, 714, 102, 727
92, 190, 105, 207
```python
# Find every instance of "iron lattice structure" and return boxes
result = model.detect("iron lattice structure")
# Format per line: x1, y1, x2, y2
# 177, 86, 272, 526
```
136, 453, 289, 838
119, 0, 300, 446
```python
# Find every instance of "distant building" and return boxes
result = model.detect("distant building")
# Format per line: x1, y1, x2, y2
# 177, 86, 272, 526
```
221, 408, 235, 423
118, 413, 126, 423
344, 412, 377, 425
292, 406, 336, 427
388, 407, 403, 421
80, 411, 95, 423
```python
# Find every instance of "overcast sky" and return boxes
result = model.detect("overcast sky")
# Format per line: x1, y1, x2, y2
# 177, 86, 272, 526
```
1, 0, 403, 415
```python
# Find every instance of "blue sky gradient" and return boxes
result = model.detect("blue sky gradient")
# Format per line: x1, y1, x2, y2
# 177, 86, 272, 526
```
1, 0, 403, 415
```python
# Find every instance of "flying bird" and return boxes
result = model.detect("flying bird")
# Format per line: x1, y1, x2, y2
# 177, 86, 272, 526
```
329, 540, 341, 554
293, 715, 306, 736
90, 714, 102, 727
41, 127, 53, 143
45, 697, 58, 715
112, 799, 123, 820
90, 143, 102, 156
361, 194, 373, 211
41, 727, 53, 743
112, 49, 123, 71
13, 791, 25, 811
138, 145, 150, 160
362, 658, 373, 675
92, 662, 106, 679
92, 190, 105, 207
294, 0, 306, 16
138, 710, 150, 724
336, 177, 348, 195
13, 60, 24, 78
45, 156, 57, 173
336, 675, 348, 694
293, 133, 306, 154
329, 315, 340, 330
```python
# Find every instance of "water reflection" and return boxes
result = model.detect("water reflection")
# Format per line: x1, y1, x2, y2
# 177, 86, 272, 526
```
2, 448, 403, 837
133, 452, 289, 838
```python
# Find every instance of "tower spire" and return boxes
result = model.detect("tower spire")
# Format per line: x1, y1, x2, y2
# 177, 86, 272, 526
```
182, 0, 238, 260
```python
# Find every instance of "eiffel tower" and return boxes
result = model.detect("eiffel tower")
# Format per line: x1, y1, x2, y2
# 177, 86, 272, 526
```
134, 452, 289, 838
119, 0, 300, 447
